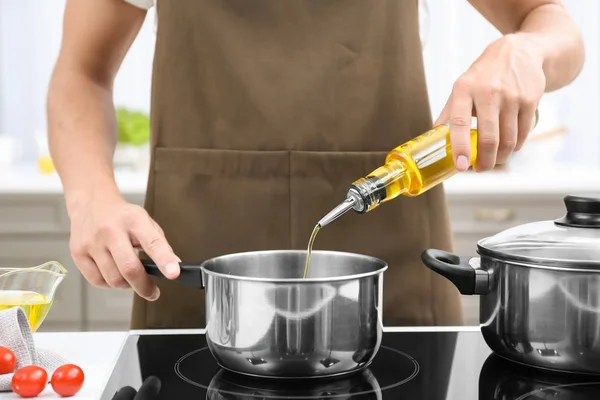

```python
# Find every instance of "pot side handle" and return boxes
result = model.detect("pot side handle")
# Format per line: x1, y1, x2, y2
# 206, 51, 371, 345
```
141, 259, 204, 289
421, 249, 489, 295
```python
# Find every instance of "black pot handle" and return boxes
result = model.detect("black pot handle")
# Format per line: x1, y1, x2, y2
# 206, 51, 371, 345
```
421, 249, 487, 295
141, 259, 204, 289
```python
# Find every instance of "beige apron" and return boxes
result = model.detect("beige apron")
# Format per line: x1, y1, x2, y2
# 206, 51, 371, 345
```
131, 0, 464, 329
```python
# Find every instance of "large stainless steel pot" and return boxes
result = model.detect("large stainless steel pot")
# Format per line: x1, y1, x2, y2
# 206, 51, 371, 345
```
479, 353, 600, 399
421, 194, 600, 375
143, 250, 387, 379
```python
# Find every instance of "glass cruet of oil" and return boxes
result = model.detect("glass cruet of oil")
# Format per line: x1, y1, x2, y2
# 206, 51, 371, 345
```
303, 110, 541, 278
317, 109, 540, 227
0, 262, 67, 332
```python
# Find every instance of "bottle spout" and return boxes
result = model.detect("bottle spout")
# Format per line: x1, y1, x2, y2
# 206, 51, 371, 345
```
318, 197, 357, 228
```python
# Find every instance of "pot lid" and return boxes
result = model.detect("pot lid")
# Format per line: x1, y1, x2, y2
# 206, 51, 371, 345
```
477, 195, 600, 269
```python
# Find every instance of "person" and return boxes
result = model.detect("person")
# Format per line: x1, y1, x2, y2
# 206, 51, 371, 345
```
47, 0, 584, 329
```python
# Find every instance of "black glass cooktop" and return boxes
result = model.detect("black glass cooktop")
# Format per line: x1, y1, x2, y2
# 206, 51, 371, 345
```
100, 330, 600, 399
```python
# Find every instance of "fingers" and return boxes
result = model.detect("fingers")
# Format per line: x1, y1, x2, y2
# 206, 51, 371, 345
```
72, 253, 108, 288
136, 376, 161, 399
69, 202, 176, 302
150, 219, 166, 238
446, 78, 537, 172
91, 248, 130, 289
515, 102, 537, 152
109, 231, 160, 301
112, 386, 137, 400
448, 79, 474, 172
496, 99, 519, 164
130, 215, 181, 280
472, 84, 501, 172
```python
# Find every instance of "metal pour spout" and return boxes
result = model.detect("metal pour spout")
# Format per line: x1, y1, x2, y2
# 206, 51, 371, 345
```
318, 189, 366, 228
318, 198, 356, 228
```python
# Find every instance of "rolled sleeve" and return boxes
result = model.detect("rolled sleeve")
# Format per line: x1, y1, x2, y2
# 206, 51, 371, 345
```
124, 0, 154, 10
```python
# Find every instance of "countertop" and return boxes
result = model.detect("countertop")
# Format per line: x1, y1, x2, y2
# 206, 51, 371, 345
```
0, 331, 128, 400
0, 326, 481, 400
1, 163, 600, 196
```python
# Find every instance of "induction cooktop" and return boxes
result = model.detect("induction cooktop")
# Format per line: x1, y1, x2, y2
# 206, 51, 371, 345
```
100, 328, 600, 399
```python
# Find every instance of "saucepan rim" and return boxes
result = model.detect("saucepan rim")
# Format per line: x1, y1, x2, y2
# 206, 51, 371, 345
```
199, 249, 389, 283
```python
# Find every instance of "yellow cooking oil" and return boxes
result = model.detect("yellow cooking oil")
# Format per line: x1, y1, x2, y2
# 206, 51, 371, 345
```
303, 224, 321, 278
0, 290, 52, 332
353, 122, 477, 211
351, 111, 539, 213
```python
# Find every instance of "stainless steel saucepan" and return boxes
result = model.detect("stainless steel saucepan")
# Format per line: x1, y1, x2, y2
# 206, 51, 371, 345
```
421, 194, 600, 375
142, 250, 388, 379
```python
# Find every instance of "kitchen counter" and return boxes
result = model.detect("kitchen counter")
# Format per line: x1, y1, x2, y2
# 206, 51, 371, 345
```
2, 163, 600, 197
0, 166, 147, 196
0, 327, 481, 399
0, 331, 128, 400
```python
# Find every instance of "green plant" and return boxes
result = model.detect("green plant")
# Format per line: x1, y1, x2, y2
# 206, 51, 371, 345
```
116, 107, 150, 146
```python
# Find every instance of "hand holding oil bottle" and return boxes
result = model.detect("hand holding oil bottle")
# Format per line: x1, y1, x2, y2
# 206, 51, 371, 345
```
435, 34, 546, 174
318, 34, 547, 227
304, 37, 547, 276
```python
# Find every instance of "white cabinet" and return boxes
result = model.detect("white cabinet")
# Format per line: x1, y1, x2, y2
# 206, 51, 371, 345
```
0, 184, 585, 330
85, 286, 133, 331
0, 195, 82, 332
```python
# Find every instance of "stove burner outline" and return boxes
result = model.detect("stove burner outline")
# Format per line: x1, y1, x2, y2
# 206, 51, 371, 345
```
516, 381, 600, 400
174, 346, 420, 399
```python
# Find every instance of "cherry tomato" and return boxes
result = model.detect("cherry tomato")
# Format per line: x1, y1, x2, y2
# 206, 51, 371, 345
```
0, 346, 16, 374
51, 364, 85, 397
11, 365, 47, 398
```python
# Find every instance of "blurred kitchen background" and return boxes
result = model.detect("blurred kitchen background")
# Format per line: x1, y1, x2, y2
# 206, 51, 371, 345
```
0, 0, 598, 332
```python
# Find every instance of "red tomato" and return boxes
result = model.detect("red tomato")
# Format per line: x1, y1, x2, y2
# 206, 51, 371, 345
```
0, 346, 16, 374
11, 365, 47, 398
51, 364, 85, 397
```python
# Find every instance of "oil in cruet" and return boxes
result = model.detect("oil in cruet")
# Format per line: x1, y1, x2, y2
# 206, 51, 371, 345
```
302, 111, 539, 278
0, 290, 53, 332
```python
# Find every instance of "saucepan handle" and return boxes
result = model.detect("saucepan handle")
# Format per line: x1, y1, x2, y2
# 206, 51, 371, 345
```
421, 249, 489, 295
141, 259, 205, 290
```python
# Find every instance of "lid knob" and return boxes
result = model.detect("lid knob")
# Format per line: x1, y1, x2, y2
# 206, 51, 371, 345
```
555, 195, 600, 229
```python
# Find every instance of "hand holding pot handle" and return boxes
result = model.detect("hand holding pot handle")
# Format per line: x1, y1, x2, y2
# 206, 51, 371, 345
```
141, 259, 205, 289
421, 250, 490, 295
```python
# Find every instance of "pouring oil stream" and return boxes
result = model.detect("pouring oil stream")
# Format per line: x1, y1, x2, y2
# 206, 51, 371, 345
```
302, 197, 358, 278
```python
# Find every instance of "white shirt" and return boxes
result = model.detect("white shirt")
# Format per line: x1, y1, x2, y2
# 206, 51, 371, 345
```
124, 0, 431, 48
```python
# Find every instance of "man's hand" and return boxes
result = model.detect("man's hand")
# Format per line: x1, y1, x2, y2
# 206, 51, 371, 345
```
68, 193, 180, 301
435, 34, 545, 173
438, 0, 584, 173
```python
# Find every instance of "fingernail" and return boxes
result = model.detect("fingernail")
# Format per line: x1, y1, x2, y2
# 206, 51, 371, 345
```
175, 255, 182, 262
149, 287, 160, 301
165, 262, 179, 278
456, 155, 469, 171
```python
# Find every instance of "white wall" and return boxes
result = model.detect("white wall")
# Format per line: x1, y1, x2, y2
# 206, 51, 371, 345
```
0, 0, 598, 166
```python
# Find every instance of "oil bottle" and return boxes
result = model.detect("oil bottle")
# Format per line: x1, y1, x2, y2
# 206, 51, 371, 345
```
318, 110, 540, 228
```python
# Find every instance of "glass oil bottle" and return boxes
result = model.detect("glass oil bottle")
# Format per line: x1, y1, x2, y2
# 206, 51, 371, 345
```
318, 110, 540, 227
303, 111, 540, 278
